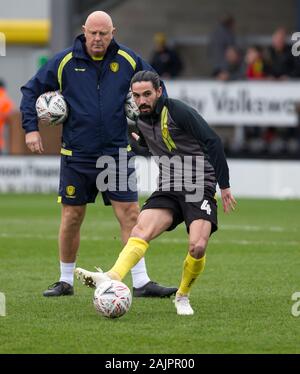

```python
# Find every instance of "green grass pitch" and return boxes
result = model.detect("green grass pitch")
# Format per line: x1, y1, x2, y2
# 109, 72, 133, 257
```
0, 194, 299, 353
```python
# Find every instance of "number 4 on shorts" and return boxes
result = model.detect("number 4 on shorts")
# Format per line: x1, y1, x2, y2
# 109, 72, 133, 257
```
201, 200, 211, 215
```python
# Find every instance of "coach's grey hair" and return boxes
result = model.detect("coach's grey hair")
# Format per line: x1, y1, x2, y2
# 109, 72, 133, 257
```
130, 70, 161, 90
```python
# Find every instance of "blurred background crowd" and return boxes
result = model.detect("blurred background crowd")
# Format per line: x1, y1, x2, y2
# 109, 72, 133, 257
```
1, 0, 300, 159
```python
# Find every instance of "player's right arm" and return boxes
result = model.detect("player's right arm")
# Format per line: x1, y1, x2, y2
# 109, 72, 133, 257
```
20, 57, 60, 153
131, 130, 148, 148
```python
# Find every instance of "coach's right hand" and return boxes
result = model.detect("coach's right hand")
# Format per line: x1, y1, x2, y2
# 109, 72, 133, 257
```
25, 131, 44, 154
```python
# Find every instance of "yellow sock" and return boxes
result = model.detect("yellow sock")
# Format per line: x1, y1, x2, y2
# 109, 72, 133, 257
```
108, 237, 149, 280
177, 253, 206, 295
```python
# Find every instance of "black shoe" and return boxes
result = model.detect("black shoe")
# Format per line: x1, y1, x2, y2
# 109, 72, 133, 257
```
133, 281, 178, 298
43, 281, 74, 297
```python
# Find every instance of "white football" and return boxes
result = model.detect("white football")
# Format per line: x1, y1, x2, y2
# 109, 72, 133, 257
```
125, 89, 140, 121
93, 280, 132, 318
36, 91, 68, 126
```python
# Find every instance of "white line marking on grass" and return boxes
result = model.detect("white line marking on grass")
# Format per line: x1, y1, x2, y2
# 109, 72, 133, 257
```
157, 238, 299, 246
220, 224, 299, 233
0, 233, 120, 241
0, 218, 59, 224
0, 233, 298, 246
0, 233, 57, 240
0, 220, 298, 233
0, 218, 116, 227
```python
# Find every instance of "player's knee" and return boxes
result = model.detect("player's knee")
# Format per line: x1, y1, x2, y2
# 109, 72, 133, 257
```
130, 222, 151, 242
127, 206, 139, 226
119, 204, 139, 228
189, 238, 207, 259
62, 205, 85, 228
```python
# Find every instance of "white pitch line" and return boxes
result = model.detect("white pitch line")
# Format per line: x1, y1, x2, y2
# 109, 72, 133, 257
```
0, 233, 57, 240
0, 232, 298, 246
220, 224, 300, 232
157, 238, 299, 246
0, 218, 300, 232
0, 218, 117, 228
0, 218, 298, 233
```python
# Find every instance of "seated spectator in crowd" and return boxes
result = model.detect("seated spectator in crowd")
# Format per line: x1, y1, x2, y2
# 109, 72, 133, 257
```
265, 27, 299, 79
209, 14, 237, 76
245, 46, 267, 80
149, 32, 183, 78
215, 46, 244, 81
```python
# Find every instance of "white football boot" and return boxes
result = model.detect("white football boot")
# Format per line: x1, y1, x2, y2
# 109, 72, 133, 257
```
174, 294, 194, 315
75, 267, 111, 288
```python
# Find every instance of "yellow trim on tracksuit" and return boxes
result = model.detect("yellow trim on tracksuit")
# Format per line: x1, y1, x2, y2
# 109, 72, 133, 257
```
61, 146, 131, 156
161, 106, 177, 152
60, 148, 72, 156
57, 196, 62, 203
57, 52, 73, 91
92, 55, 104, 61
117, 50, 136, 71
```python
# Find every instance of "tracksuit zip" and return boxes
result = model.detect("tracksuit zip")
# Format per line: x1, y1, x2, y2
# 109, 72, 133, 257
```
151, 117, 156, 140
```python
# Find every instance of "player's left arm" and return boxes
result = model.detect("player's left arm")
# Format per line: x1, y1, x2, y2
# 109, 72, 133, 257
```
169, 99, 236, 212
220, 187, 236, 213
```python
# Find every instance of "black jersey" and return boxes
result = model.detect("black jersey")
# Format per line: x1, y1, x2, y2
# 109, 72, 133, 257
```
136, 96, 230, 195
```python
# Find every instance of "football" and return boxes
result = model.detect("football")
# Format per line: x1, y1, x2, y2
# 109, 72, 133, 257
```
93, 280, 132, 318
125, 89, 140, 121
35, 91, 68, 126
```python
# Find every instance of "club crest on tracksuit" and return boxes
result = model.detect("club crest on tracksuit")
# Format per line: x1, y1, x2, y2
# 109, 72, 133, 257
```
110, 62, 119, 72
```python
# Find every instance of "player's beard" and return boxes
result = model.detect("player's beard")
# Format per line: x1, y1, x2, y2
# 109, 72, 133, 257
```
139, 97, 159, 117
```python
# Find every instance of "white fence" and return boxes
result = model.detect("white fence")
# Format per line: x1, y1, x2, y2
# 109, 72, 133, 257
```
0, 156, 299, 198
166, 80, 300, 126
0, 156, 60, 193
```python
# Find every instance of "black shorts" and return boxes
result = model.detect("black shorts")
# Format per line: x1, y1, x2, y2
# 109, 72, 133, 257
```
58, 154, 138, 206
141, 190, 218, 234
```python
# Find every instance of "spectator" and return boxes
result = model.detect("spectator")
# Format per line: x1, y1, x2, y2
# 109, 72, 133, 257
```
149, 32, 183, 78
0, 80, 18, 154
245, 46, 267, 80
209, 14, 236, 76
265, 27, 298, 79
215, 46, 244, 81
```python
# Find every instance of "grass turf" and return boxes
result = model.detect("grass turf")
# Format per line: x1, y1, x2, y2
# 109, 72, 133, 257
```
0, 194, 299, 353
